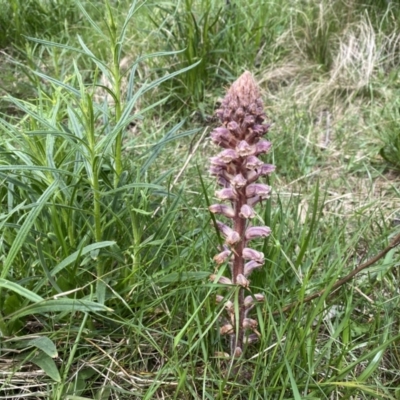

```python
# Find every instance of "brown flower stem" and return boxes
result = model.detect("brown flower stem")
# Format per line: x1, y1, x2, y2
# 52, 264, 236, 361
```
232, 190, 246, 352
274, 232, 400, 315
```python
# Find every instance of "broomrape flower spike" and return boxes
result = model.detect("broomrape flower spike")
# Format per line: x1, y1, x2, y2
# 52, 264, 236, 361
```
208, 71, 274, 358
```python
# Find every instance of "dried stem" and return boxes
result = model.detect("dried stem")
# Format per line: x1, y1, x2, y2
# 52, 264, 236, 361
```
274, 232, 400, 315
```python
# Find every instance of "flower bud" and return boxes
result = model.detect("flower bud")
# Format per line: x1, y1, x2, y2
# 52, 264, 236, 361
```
213, 248, 231, 264
216, 221, 241, 245
242, 115, 255, 128
218, 149, 238, 163
244, 334, 259, 344
235, 107, 245, 120
227, 120, 240, 133
215, 188, 237, 201
244, 294, 265, 308
225, 300, 234, 314
236, 140, 255, 157
210, 274, 232, 285
236, 274, 250, 288
209, 204, 235, 218
210, 127, 234, 148
244, 260, 263, 276
243, 248, 264, 263
230, 173, 247, 189
253, 124, 270, 136
245, 226, 271, 240
243, 318, 258, 329
216, 295, 224, 303
257, 164, 276, 176
246, 184, 271, 199
245, 155, 264, 170
233, 347, 243, 357
239, 204, 255, 219
220, 324, 234, 335
255, 140, 272, 154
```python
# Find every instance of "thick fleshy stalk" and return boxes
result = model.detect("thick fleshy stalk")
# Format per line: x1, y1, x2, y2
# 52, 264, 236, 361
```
208, 71, 274, 357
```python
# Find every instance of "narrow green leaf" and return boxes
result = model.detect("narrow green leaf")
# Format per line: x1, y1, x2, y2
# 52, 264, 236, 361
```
1, 181, 58, 279
50, 241, 116, 276
9, 299, 112, 320
157, 272, 210, 283
0, 165, 74, 175
76, 0, 107, 38
0, 279, 44, 302
284, 358, 302, 400
31, 71, 81, 96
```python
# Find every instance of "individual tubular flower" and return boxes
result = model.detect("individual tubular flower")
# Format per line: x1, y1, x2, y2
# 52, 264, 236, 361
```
213, 245, 231, 265
209, 204, 235, 219
208, 71, 274, 358
239, 204, 255, 219
215, 188, 237, 201
244, 260, 263, 277
245, 226, 272, 241
216, 221, 241, 245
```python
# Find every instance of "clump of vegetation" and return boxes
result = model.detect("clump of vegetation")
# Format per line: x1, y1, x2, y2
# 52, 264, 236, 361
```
1, 0, 400, 399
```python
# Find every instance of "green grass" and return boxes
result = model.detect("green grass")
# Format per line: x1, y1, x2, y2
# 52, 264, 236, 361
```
1, 0, 400, 398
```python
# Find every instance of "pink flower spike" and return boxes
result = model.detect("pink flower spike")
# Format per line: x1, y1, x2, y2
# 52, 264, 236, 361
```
215, 188, 237, 201
231, 173, 247, 189
236, 274, 250, 288
255, 140, 272, 154
245, 155, 264, 170
218, 149, 238, 163
209, 204, 235, 218
244, 260, 264, 276
245, 226, 271, 240
243, 248, 264, 263
210, 274, 232, 285
239, 204, 255, 219
236, 140, 255, 157
246, 183, 271, 199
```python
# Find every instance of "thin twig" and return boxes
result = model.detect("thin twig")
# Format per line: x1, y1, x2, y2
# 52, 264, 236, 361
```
274, 232, 400, 315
